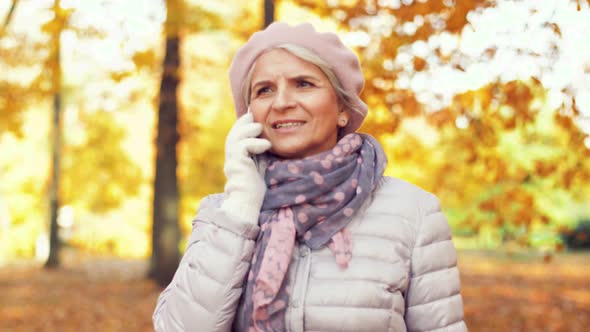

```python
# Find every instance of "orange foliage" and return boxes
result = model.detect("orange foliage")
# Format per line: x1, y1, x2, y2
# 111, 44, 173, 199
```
535, 160, 557, 177
412, 56, 427, 71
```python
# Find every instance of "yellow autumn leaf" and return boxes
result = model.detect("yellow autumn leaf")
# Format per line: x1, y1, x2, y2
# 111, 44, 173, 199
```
110, 71, 133, 83
132, 49, 158, 70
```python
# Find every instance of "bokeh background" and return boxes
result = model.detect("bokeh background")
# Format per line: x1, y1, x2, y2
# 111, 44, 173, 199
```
1, 0, 589, 331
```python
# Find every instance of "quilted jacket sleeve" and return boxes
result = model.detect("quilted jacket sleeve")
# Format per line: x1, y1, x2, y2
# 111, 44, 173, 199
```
152, 194, 259, 332
404, 192, 467, 332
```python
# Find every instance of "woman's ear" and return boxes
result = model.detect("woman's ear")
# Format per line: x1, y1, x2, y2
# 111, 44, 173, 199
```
337, 109, 351, 128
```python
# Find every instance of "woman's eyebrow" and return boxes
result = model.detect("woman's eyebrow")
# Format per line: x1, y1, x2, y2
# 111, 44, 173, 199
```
288, 74, 321, 82
252, 74, 321, 90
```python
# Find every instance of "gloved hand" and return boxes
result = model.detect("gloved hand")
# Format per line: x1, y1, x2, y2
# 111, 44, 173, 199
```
220, 112, 271, 224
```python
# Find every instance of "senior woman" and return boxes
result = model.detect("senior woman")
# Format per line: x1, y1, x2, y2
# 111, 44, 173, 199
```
153, 22, 466, 332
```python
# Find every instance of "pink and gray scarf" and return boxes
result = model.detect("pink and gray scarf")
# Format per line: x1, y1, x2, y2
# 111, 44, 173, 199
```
235, 133, 387, 332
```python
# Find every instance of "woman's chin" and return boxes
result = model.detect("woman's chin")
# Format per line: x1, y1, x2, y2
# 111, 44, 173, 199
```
268, 147, 301, 159
269, 145, 331, 160
267, 136, 338, 159
268, 143, 309, 160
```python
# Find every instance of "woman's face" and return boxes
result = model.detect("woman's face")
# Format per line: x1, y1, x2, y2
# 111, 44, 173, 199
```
248, 48, 348, 159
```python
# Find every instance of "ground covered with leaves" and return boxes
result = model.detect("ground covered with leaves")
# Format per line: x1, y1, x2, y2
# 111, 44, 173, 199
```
1, 251, 588, 331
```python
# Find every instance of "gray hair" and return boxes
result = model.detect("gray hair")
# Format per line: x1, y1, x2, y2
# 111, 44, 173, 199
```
242, 43, 362, 118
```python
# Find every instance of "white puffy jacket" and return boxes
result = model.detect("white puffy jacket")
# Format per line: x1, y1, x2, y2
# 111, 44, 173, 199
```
153, 176, 467, 332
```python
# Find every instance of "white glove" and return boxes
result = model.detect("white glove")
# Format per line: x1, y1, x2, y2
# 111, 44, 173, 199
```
220, 112, 271, 224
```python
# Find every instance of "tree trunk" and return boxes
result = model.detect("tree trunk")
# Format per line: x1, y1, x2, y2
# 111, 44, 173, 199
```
45, 91, 62, 268
45, 0, 61, 269
149, 34, 181, 287
264, 0, 275, 28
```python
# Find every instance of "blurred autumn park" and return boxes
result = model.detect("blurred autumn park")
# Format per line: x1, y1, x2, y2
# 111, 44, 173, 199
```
1, 0, 590, 331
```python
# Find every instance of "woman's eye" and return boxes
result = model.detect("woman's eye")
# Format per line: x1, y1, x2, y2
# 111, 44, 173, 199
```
256, 87, 271, 96
298, 80, 314, 88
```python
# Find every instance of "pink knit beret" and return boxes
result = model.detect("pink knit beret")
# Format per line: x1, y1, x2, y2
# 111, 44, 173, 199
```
228, 22, 368, 135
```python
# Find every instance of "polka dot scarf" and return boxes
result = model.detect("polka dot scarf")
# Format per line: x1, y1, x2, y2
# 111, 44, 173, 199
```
236, 133, 387, 332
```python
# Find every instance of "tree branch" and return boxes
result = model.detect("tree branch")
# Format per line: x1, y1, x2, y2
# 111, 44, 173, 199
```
2, 0, 19, 34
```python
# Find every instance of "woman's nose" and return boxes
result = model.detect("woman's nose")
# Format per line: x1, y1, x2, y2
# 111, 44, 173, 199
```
271, 87, 296, 111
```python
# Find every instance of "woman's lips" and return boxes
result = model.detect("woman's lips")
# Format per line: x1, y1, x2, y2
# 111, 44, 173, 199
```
271, 120, 306, 131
